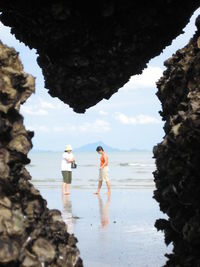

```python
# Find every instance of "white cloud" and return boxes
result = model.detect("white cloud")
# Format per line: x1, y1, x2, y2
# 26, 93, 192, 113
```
21, 106, 48, 116
40, 100, 55, 109
27, 119, 110, 135
137, 115, 161, 124
79, 119, 110, 133
115, 113, 136, 124
39, 98, 62, 110
122, 66, 163, 91
21, 97, 63, 117
99, 110, 108, 116
115, 112, 161, 125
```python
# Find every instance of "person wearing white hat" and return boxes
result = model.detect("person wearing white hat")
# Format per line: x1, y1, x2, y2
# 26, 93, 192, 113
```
61, 145, 75, 195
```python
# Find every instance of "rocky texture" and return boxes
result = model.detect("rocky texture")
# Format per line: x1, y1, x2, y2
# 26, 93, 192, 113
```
153, 15, 200, 267
0, 41, 83, 267
1, 2, 200, 267
0, 1, 200, 112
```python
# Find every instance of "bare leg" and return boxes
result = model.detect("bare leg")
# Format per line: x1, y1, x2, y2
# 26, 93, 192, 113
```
62, 182, 65, 194
94, 181, 102, 194
64, 183, 70, 195
106, 180, 111, 195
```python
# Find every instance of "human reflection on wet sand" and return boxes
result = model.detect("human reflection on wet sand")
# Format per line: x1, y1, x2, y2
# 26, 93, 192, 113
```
62, 195, 76, 234
97, 194, 110, 228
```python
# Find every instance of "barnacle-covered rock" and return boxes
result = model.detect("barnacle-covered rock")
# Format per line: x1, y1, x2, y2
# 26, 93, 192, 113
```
0, 1, 199, 113
154, 15, 200, 266
0, 41, 83, 266
1, 1, 200, 265
32, 238, 56, 262
0, 238, 20, 263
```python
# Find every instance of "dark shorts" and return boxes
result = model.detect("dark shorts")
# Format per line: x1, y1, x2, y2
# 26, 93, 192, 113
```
62, 171, 72, 184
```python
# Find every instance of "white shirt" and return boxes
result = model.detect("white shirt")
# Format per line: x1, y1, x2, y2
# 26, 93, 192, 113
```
61, 152, 74, 171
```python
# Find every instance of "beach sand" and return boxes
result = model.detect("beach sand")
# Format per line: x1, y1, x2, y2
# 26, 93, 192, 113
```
39, 187, 171, 267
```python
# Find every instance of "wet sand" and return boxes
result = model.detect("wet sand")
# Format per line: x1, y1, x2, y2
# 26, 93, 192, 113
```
40, 188, 171, 267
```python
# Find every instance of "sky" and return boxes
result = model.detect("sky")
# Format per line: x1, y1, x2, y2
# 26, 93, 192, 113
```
0, 8, 199, 151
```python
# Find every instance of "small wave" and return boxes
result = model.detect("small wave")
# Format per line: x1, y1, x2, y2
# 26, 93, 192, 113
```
119, 163, 155, 167
79, 164, 97, 167
119, 163, 129, 167
124, 225, 155, 234
129, 163, 155, 167
116, 178, 153, 183
32, 178, 60, 182
32, 183, 155, 190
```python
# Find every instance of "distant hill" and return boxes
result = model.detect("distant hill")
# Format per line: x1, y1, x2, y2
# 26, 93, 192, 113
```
74, 141, 122, 152
31, 142, 150, 153
73, 141, 150, 152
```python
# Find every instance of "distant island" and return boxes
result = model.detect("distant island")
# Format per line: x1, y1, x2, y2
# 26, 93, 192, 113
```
32, 141, 150, 153
73, 141, 149, 152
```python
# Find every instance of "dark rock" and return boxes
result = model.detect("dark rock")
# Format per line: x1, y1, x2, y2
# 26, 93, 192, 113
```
0, 41, 83, 266
0, 238, 20, 263
0, 1, 199, 112
154, 15, 200, 266
0, 2, 200, 266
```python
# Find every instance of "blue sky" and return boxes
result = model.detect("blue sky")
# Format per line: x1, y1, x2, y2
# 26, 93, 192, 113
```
0, 8, 199, 151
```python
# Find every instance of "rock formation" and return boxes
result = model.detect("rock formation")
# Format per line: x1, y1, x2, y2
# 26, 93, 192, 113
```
0, 41, 82, 267
0, 1, 199, 112
1, 1, 200, 266
154, 15, 200, 267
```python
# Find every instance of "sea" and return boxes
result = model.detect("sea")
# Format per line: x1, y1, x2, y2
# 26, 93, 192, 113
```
27, 151, 156, 190
26, 151, 172, 267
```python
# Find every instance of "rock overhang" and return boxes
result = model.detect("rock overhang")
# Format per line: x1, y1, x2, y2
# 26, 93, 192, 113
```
0, 0, 200, 113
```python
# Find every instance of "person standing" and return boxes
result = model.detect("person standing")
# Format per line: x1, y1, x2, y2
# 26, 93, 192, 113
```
94, 146, 111, 195
61, 145, 75, 195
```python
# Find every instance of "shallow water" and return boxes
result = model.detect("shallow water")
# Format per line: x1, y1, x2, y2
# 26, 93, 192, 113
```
40, 189, 171, 267
27, 151, 171, 267
27, 151, 155, 189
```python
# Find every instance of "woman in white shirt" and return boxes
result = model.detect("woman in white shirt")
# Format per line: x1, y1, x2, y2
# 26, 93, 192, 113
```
61, 145, 75, 195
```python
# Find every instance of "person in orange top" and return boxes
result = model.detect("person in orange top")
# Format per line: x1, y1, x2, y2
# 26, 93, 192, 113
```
94, 146, 111, 195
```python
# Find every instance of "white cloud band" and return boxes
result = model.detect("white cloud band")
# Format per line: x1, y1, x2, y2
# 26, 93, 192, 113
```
122, 66, 163, 91
115, 112, 161, 125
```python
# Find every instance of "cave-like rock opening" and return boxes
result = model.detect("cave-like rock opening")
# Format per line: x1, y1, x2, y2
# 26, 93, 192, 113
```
1, 1, 200, 266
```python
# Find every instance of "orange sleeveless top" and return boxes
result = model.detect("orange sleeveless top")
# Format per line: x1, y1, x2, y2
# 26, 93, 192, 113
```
100, 155, 105, 167
100, 154, 108, 167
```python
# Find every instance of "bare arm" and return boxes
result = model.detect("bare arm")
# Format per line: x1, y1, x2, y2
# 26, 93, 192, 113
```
66, 155, 75, 163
